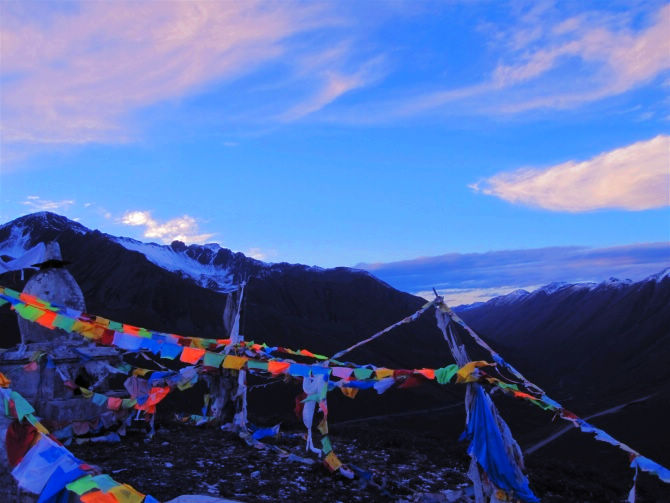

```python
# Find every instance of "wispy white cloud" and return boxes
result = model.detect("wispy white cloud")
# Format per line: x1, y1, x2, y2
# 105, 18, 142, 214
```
414, 285, 542, 306
0, 1, 338, 145
245, 247, 269, 261
381, 3, 670, 118
21, 196, 75, 212
359, 242, 670, 303
494, 4, 670, 112
279, 46, 387, 120
471, 135, 670, 211
120, 210, 214, 244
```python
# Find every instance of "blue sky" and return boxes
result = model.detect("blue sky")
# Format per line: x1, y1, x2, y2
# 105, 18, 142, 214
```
1, 1, 669, 303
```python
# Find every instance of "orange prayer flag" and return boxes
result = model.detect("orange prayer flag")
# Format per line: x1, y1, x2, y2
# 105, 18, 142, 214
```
267, 360, 290, 375
415, 368, 435, 380
222, 355, 248, 370
0, 372, 11, 387
35, 311, 57, 329
179, 347, 205, 364
80, 490, 119, 503
19, 292, 42, 306
135, 387, 170, 414
122, 324, 140, 336
340, 387, 359, 399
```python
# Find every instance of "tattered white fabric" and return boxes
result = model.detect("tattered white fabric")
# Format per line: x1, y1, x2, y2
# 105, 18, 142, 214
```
0, 243, 47, 279
224, 282, 245, 355
232, 369, 248, 430
302, 374, 327, 455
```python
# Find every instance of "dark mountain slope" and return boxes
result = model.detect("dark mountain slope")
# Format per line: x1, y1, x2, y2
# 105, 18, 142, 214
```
455, 273, 670, 407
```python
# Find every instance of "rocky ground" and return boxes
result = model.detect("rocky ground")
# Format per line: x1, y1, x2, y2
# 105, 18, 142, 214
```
68, 420, 471, 503
67, 411, 670, 503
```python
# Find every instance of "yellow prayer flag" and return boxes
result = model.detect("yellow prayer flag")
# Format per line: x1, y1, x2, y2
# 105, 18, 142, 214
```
222, 355, 248, 370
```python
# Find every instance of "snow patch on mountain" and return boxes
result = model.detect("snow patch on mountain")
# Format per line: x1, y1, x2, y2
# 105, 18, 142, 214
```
644, 267, 670, 282
113, 236, 238, 292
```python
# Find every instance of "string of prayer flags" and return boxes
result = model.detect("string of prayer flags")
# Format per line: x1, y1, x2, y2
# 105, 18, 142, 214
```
3, 283, 670, 499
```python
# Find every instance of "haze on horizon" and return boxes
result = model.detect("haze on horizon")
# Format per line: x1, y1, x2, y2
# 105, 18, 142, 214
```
1, 0, 669, 304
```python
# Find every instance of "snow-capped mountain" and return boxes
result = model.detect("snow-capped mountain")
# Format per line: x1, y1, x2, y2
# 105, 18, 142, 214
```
0, 212, 383, 293
455, 273, 658, 312
0, 212, 435, 371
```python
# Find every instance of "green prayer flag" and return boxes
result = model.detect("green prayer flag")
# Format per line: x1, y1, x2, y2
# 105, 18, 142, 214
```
137, 328, 151, 338
321, 435, 332, 454
10, 391, 35, 421
497, 382, 519, 391
91, 474, 120, 492
14, 304, 43, 322
116, 363, 132, 374
435, 364, 459, 384
3, 288, 21, 299
353, 368, 373, 380
203, 352, 225, 368
531, 399, 555, 411
247, 360, 268, 371
52, 314, 76, 332
66, 475, 98, 495
108, 321, 123, 331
